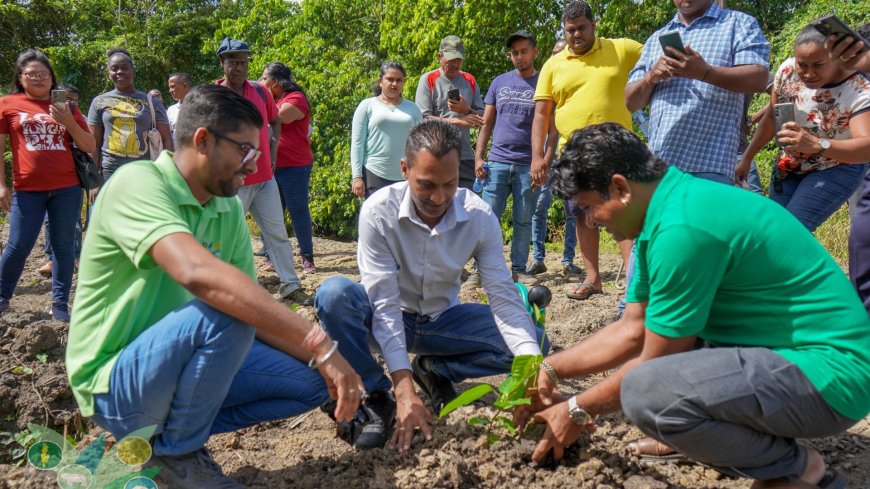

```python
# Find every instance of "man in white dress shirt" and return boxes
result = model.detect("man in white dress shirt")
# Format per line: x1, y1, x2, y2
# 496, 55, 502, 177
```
316, 120, 549, 452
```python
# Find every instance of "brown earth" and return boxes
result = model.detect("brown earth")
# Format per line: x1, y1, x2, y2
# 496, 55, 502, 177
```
1, 234, 869, 488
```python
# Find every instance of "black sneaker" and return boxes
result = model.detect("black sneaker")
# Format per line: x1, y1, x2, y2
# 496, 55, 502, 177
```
526, 261, 547, 275
147, 447, 243, 488
411, 356, 458, 415
321, 390, 396, 450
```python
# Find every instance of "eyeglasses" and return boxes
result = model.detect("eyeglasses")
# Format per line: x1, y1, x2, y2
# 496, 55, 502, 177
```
21, 71, 50, 81
208, 128, 261, 165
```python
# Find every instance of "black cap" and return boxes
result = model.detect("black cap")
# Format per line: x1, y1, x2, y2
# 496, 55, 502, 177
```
216, 37, 251, 59
506, 30, 536, 49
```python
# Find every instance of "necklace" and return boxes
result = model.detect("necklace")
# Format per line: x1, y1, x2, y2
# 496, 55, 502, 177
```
379, 94, 402, 110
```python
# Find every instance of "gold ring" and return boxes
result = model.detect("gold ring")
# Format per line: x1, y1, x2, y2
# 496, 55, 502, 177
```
399, 427, 407, 431
840, 55, 850, 62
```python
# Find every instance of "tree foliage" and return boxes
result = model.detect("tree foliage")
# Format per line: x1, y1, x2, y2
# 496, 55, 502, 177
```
4, 0, 868, 241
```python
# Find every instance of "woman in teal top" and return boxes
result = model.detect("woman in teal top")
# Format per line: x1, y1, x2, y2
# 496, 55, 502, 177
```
350, 61, 422, 198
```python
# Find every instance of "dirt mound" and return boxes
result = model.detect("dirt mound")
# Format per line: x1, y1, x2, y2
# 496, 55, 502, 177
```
2, 235, 869, 488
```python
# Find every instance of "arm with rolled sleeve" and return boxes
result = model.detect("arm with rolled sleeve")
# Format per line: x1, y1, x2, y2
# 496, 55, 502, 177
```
357, 205, 411, 373
702, 15, 770, 93
475, 210, 542, 356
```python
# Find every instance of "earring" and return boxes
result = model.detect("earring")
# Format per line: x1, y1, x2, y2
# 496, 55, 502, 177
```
621, 199, 629, 208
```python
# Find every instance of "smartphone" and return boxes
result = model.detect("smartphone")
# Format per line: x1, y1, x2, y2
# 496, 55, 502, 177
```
811, 15, 870, 53
447, 88, 460, 101
659, 31, 685, 59
51, 89, 67, 104
774, 103, 795, 148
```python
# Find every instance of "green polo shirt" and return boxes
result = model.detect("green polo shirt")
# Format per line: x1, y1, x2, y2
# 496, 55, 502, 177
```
66, 152, 256, 417
627, 167, 870, 420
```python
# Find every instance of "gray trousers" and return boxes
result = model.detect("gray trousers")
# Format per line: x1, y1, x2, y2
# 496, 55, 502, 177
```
622, 347, 856, 481
237, 178, 301, 296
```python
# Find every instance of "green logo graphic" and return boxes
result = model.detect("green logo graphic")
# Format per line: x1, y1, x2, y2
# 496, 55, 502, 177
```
57, 464, 93, 488
23, 423, 160, 489
27, 440, 62, 469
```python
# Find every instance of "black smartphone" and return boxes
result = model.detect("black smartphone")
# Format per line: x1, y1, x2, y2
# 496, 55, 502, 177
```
51, 89, 67, 104
811, 15, 870, 53
774, 103, 796, 148
447, 88, 460, 101
659, 31, 685, 59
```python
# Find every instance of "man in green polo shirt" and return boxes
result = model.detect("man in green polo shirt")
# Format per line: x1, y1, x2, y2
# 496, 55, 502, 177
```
523, 123, 870, 488
66, 85, 363, 488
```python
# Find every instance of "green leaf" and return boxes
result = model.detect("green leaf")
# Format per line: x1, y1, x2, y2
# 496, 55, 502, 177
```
495, 416, 516, 435
510, 354, 543, 382
486, 433, 501, 446
468, 416, 488, 426
11, 366, 33, 376
438, 384, 494, 418
36, 353, 48, 363
493, 397, 531, 411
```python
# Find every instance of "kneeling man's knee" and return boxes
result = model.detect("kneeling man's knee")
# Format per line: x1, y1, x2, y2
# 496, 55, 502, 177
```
621, 362, 659, 433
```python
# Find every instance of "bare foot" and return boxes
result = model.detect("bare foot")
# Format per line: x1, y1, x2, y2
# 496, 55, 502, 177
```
799, 447, 825, 486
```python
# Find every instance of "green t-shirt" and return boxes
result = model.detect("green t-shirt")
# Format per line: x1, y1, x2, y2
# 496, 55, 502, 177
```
626, 167, 870, 420
66, 152, 256, 417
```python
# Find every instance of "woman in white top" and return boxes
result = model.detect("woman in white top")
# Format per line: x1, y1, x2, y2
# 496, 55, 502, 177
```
350, 61, 422, 198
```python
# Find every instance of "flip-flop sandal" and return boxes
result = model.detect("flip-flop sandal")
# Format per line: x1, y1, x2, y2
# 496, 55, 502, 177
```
629, 437, 692, 464
566, 282, 603, 300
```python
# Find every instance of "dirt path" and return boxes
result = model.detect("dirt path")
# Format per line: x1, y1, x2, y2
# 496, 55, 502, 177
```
1, 235, 868, 488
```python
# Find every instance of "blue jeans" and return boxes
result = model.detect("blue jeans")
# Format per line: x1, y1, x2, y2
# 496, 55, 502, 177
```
275, 165, 314, 257
43, 215, 83, 259
531, 173, 576, 265
688, 171, 733, 186
850, 170, 870, 313
0, 185, 82, 305
315, 276, 550, 393
623, 347, 854, 481
90, 300, 326, 456
770, 163, 867, 232
746, 160, 764, 195
481, 162, 536, 273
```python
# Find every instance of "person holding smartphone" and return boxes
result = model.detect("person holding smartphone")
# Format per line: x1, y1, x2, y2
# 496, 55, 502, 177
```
739, 24, 870, 232
0, 49, 95, 321
624, 0, 770, 185
414, 35, 485, 191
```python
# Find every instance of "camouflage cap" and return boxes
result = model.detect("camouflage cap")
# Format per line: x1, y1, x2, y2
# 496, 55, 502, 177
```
439, 35, 465, 61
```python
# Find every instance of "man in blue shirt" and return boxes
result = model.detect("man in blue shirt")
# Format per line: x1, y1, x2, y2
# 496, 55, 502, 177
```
473, 31, 557, 284
624, 0, 770, 184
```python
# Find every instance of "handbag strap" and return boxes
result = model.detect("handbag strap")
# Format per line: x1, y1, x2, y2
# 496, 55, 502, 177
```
147, 93, 157, 130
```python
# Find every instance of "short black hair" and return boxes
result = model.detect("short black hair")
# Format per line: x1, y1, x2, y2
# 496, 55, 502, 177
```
562, 1, 594, 24
169, 72, 193, 85
11, 49, 57, 95
552, 123, 667, 199
106, 47, 134, 67
175, 85, 263, 149
404, 120, 462, 168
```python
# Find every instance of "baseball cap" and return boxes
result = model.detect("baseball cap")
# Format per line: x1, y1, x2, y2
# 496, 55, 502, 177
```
217, 37, 251, 59
506, 30, 536, 49
439, 35, 465, 61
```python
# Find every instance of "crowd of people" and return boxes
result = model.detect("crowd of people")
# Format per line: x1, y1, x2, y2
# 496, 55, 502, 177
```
1, 0, 869, 488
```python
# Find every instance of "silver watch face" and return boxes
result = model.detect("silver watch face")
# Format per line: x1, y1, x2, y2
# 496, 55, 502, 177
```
821, 139, 831, 150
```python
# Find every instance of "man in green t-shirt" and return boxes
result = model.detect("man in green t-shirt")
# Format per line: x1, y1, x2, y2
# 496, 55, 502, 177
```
522, 123, 870, 487
66, 85, 363, 488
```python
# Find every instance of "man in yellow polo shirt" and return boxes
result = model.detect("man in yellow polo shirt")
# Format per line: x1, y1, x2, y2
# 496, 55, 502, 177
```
530, 0, 640, 301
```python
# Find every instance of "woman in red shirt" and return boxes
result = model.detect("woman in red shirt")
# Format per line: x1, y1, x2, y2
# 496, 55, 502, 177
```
0, 49, 95, 321
260, 62, 316, 273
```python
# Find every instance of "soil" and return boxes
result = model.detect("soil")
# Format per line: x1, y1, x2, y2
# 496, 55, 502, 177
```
1, 233, 869, 488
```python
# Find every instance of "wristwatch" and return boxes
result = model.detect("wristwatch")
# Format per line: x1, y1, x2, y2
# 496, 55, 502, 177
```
819, 138, 831, 154
567, 396, 592, 426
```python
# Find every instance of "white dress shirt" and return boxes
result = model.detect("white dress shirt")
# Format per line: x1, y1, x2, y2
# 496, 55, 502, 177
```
358, 182, 542, 374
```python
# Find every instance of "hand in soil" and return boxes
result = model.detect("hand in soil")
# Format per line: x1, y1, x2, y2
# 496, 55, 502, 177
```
392, 390, 435, 452
532, 401, 596, 462
514, 370, 566, 434
317, 351, 364, 423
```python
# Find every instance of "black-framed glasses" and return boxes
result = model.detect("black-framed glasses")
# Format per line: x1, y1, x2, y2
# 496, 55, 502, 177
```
22, 71, 50, 81
208, 128, 261, 165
